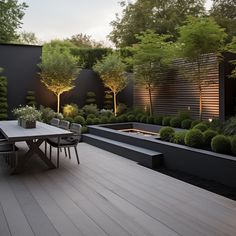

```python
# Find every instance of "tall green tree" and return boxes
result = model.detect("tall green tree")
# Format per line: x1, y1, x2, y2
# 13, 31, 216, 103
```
210, 0, 236, 42
38, 41, 81, 113
0, 0, 28, 43
109, 0, 205, 47
178, 16, 227, 120
93, 53, 128, 116
226, 36, 236, 78
129, 30, 177, 116
16, 31, 40, 45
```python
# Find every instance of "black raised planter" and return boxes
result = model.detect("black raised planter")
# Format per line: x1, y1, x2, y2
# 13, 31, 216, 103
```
83, 122, 236, 188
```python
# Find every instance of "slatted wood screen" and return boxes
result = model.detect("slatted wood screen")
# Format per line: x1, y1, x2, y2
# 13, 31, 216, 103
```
133, 53, 220, 120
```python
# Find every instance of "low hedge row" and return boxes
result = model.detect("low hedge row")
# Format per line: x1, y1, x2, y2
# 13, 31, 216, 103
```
159, 127, 235, 155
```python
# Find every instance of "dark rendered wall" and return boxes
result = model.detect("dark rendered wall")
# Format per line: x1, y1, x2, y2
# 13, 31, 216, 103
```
0, 44, 133, 118
0, 44, 42, 119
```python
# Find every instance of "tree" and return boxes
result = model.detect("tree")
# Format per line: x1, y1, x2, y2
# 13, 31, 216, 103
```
16, 31, 40, 45
109, 0, 205, 47
129, 30, 177, 116
178, 16, 227, 120
0, 0, 28, 43
68, 33, 103, 48
93, 53, 128, 116
210, 0, 236, 42
226, 36, 236, 78
38, 41, 81, 113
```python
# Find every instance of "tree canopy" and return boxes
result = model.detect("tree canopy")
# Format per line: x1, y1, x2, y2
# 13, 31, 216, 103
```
0, 0, 28, 43
109, 0, 205, 47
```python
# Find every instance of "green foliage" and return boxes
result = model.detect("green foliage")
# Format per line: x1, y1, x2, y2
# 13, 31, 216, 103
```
140, 115, 148, 123
0, 68, 8, 120
0, 0, 28, 43
87, 114, 96, 119
193, 123, 208, 132
231, 135, 236, 155
203, 129, 218, 147
170, 117, 181, 128
109, 116, 117, 123
26, 91, 36, 107
13, 105, 41, 122
209, 119, 223, 132
16, 31, 39, 45
211, 135, 231, 154
38, 40, 81, 112
74, 115, 86, 126
117, 103, 128, 115
63, 103, 79, 118
154, 116, 163, 125
178, 110, 191, 122
93, 53, 128, 116
100, 116, 109, 124
82, 104, 99, 116
103, 91, 113, 109
129, 30, 177, 116
191, 120, 201, 129
64, 117, 74, 123
100, 109, 113, 117
117, 114, 128, 123
146, 116, 155, 124
86, 91, 97, 105
181, 119, 193, 129
160, 127, 175, 141
109, 0, 205, 47
81, 126, 88, 134
92, 118, 100, 125
162, 116, 172, 126
171, 131, 188, 145
127, 114, 135, 122
223, 116, 236, 135
184, 129, 204, 148
39, 105, 57, 123
86, 117, 94, 125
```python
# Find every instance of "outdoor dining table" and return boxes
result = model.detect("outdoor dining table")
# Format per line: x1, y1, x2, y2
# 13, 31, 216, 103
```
0, 120, 72, 174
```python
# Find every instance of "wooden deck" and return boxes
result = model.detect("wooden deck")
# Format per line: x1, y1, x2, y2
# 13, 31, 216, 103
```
0, 142, 236, 236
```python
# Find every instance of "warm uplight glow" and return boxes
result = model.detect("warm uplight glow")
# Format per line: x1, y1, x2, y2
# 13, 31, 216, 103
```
209, 118, 213, 122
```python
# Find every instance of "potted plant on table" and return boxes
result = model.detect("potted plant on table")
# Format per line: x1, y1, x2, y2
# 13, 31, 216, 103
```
13, 105, 42, 128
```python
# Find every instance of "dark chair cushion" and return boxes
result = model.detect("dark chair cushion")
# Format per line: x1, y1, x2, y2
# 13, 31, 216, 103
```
0, 144, 18, 152
47, 137, 79, 147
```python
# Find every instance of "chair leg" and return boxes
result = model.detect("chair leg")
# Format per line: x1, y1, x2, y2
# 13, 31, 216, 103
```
68, 148, 71, 159
57, 147, 60, 168
50, 145, 52, 160
74, 146, 80, 165
64, 148, 67, 157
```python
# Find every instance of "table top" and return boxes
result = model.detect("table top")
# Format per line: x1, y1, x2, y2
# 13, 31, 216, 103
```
0, 120, 72, 142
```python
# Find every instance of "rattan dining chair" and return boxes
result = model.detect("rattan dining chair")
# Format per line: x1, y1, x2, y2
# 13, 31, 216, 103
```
47, 123, 82, 168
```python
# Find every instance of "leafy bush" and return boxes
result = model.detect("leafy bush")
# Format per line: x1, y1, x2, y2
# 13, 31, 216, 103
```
146, 116, 155, 124
92, 117, 100, 125
231, 136, 236, 155
203, 130, 218, 147
181, 119, 192, 129
160, 127, 175, 141
64, 117, 74, 123
26, 91, 36, 106
193, 123, 208, 132
209, 119, 222, 132
39, 105, 56, 123
117, 103, 128, 115
184, 129, 204, 148
140, 115, 147, 123
154, 116, 163, 125
109, 116, 117, 123
191, 120, 201, 129
103, 92, 113, 109
211, 135, 231, 154
86, 91, 96, 105
100, 109, 113, 117
100, 116, 109, 124
170, 117, 181, 128
136, 113, 144, 122
54, 112, 64, 120
87, 114, 96, 119
0, 71, 8, 120
86, 117, 94, 125
178, 110, 191, 122
171, 131, 187, 145
223, 117, 236, 136
81, 126, 88, 133
74, 115, 86, 126
63, 103, 78, 118
162, 116, 172, 126
128, 114, 136, 122
82, 104, 99, 116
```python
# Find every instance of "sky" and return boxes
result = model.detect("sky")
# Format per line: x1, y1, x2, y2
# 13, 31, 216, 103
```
19, 0, 213, 45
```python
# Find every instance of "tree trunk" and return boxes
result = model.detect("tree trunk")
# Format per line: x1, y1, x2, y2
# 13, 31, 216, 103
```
113, 92, 117, 116
148, 86, 153, 116
197, 60, 202, 120
57, 93, 61, 113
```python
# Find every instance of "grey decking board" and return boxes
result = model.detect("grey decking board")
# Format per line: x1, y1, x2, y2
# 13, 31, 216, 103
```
8, 177, 60, 236
0, 203, 11, 236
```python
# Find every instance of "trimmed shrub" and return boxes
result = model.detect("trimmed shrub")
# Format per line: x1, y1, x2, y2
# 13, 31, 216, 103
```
136, 113, 144, 122
82, 104, 99, 116
39, 105, 56, 123
146, 116, 155, 124
193, 123, 208, 132
162, 116, 172, 126
154, 116, 163, 125
171, 131, 187, 145
128, 114, 135, 122
81, 126, 88, 133
100, 109, 113, 117
209, 119, 222, 132
63, 103, 79, 118
211, 135, 231, 154
86, 91, 96, 105
203, 130, 218, 147
160, 127, 175, 141
74, 115, 86, 126
117, 114, 128, 122
140, 115, 147, 123
87, 114, 96, 119
26, 90, 36, 106
231, 136, 236, 155
223, 117, 236, 136
178, 110, 191, 122
184, 129, 204, 148
191, 120, 201, 129
181, 119, 192, 129
103, 91, 113, 109
92, 118, 100, 125
100, 116, 109, 124
170, 117, 181, 128
86, 118, 94, 125
64, 117, 74, 123
109, 116, 117, 123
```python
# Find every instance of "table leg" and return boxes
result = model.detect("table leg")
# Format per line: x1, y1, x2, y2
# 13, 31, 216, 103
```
12, 139, 56, 174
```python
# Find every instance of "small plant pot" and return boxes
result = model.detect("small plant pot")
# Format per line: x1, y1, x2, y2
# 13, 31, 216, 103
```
21, 119, 36, 129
